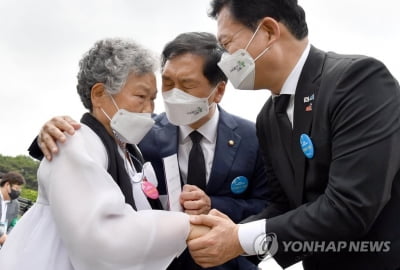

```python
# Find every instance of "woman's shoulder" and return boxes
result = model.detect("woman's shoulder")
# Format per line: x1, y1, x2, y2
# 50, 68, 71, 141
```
59, 124, 108, 168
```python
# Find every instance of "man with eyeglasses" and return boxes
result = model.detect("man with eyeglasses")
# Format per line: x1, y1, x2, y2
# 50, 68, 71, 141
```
187, 0, 400, 270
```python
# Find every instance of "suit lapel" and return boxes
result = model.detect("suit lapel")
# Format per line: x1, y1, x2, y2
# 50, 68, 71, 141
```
207, 108, 241, 194
291, 46, 326, 205
155, 117, 179, 158
153, 117, 184, 190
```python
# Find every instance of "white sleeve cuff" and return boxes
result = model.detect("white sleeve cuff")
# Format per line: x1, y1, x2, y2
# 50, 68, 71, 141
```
238, 219, 266, 255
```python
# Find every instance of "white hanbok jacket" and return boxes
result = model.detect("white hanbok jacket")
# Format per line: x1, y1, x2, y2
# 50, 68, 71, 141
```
0, 124, 189, 270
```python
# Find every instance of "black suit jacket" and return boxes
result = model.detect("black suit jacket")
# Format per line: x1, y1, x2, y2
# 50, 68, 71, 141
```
252, 46, 400, 270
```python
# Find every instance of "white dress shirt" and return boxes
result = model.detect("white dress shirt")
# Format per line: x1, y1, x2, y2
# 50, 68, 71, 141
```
178, 106, 220, 185
0, 192, 9, 224
272, 42, 311, 127
238, 43, 311, 255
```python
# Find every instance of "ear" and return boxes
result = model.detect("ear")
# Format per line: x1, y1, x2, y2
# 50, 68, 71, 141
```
213, 81, 226, 104
259, 17, 281, 46
91, 83, 107, 108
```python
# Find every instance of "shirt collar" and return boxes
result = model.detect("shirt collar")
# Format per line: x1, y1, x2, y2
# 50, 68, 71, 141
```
277, 42, 311, 97
179, 106, 220, 144
0, 191, 9, 203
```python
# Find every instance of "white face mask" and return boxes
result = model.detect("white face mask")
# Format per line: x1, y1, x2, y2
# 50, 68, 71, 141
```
101, 96, 155, 144
218, 23, 270, 90
162, 87, 217, 126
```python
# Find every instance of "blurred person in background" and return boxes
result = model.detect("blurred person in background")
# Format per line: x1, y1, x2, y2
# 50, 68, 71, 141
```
0, 171, 25, 247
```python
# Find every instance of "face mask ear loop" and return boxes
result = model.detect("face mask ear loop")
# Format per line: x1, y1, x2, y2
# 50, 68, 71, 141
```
100, 96, 123, 144
100, 107, 112, 121
101, 93, 120, 121
207, 84, 219, 99
244, 23, 263, 51
254, 46, 271, 62
207, 84, 220, 110
109, 94, 120, 111
244, 23, 271, 62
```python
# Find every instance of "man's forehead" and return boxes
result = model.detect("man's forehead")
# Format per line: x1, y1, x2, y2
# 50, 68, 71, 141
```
216, 7, 242, 40
163, 54, 204, 73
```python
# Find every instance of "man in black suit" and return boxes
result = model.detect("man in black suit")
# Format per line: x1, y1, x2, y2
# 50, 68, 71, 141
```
188, 0, 400, 269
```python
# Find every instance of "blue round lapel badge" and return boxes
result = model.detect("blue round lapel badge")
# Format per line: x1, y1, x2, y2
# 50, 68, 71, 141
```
231, 176, 249, 194
300, 134, 314, 159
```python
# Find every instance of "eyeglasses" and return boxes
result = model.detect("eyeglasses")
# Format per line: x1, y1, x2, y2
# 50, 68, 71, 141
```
219, 27, 246, 49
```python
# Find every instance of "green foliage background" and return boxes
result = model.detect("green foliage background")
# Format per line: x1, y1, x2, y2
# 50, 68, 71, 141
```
21, 188, 38, 202
0, 154, 39, 201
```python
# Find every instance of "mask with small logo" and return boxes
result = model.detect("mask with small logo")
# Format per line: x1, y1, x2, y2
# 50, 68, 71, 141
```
162, 87, 217, 126
101, 96, 155, 144
218, 23, 270, 90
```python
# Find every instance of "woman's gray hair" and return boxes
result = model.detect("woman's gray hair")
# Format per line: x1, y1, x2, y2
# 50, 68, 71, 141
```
77, 38, 158, 111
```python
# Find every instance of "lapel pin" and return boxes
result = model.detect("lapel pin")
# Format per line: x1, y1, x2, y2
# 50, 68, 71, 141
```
304, 93, 315, 103
305, 103, 312, 112
231, 176, 249, 194
300, 134, 314, 159
228, 140, 235, 146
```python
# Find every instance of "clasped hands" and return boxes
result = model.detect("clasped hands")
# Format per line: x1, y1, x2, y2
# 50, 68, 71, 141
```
184, 186, 244, 268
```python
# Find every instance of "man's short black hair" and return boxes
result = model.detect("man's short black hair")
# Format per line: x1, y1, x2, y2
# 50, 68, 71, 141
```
209, 0, 308, 40
161, 32, 227, 86
0, 171, 25, 187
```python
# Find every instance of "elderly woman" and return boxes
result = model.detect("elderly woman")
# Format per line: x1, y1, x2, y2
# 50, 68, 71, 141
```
0, 38, 202, 270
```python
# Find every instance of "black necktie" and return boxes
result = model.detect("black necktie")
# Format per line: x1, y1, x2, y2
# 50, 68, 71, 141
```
274, 94, 293, 159
274, 94, 291, 115
187, 131, 206, 191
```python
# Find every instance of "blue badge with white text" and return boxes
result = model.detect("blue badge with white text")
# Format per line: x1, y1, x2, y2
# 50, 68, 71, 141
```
231, 176, 249, 194
300, 134, 314, 159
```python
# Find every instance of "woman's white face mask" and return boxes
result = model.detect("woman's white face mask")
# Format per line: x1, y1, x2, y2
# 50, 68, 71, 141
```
101, 95, 155, 144
162, 86, 217, 126
218, 23, 270, 90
